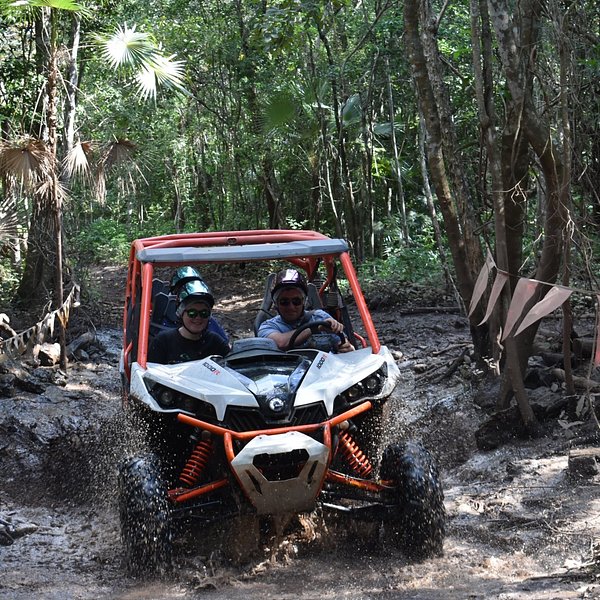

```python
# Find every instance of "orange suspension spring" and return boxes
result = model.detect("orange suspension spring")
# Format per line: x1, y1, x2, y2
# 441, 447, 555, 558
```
179, 438, 213, 487
338, 431, 373, 477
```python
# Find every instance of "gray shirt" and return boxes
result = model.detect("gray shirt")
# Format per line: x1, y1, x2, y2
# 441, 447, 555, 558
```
257, 309, 332, 338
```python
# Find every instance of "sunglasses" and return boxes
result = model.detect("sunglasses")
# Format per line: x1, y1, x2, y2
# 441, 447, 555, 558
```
185, 308, 211, 319
277, 297, 303, 307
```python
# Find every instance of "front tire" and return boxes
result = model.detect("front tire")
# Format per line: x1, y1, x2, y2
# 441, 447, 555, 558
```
380, 441, 445, 560
118, 453, 172, 575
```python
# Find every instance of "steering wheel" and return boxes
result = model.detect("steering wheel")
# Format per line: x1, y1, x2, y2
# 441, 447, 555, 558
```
286, 319, 346, 352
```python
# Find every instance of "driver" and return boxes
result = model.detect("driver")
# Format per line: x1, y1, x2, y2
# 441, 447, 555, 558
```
148, 280, 230, 364
257, 268, 354, 353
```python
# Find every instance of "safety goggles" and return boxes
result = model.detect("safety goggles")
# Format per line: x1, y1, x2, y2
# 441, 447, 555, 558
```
277, 297, 303, 307
185, 308, 211, 319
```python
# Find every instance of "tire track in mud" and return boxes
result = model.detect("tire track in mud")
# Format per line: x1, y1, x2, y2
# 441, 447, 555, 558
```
1, 312, 598, 599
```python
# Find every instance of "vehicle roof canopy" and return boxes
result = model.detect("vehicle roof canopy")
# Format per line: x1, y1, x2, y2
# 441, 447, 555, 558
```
134, 237, 349, 265
123, 230, 382, 371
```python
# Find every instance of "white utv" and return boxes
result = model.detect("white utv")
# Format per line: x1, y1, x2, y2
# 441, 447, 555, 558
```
119, 229, 445, 573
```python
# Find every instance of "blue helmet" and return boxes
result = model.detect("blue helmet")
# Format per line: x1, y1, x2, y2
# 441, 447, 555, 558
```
176, 279, 215, 317
170, 266, 203, 294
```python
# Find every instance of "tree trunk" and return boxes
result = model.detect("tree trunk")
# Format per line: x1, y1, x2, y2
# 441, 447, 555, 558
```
62, 13, 81, 159
385, 56, 408, 245
17, 9, 57, 310
360, 83, 376, 259
558, 10, 575, 397
471, 0, 537, 430
316, 22, 362, 258
235, 0, 283, 229
308, 42, 342, 237
490, 0, 567, 378
47, 9, 66, 371
418, 119, 452, 292
404, 0, 488, 356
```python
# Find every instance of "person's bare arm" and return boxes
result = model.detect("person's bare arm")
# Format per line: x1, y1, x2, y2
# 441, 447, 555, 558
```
267, 327, 312, 350
268, 317, 353, 351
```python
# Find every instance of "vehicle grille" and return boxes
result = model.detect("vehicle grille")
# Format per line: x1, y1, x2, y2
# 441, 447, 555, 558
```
224, 403, 328, 432
294, 403, 328, 425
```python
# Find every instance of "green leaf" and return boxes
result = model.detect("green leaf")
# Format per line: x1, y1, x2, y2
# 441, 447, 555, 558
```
265, 92, 297, 128
341, 94, 362, 126
3, 0, 91, 17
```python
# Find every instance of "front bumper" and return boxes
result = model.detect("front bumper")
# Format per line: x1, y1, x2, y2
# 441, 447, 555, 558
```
230, 431, 329, 514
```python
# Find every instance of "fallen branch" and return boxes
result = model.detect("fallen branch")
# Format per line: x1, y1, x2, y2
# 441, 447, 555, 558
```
429, 352, 465, 384
552, 368, 600, 391
66, 331, 95, 358
431, 342, 472, 356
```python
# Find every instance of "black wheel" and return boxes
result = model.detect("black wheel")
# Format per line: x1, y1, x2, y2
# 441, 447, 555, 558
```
118, 453, 173, 575
122, 400, 187, 479
380, 441, 445, 560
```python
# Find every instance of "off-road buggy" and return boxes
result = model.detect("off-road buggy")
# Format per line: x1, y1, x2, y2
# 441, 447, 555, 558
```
119, 229, 445, 573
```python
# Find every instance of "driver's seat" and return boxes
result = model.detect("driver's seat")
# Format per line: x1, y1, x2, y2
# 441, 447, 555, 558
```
253, 273, 277, 336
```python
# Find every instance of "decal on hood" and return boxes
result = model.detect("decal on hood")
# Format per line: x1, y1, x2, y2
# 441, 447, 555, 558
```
202, 361, 221, 375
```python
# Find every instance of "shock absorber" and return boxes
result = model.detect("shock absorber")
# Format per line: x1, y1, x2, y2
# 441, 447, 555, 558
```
179, 435, 213, 487
338, 431, 373, 477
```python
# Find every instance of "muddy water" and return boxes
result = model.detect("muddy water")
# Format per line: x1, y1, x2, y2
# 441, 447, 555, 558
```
0, 323, 597, 599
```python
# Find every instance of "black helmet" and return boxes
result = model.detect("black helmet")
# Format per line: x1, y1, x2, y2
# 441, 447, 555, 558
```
170, 266, 203, 294
271, 268, 308, 299
176, 279, 215, 317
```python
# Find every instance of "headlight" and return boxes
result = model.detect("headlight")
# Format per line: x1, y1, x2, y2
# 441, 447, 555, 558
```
346, 385, 364, 400
364, 375, 381, 393
158, 388, 175, 407
149, 383, 190, 410
339, 364, 388, 404
268, 397, 286, 412
147, 382, 217, 421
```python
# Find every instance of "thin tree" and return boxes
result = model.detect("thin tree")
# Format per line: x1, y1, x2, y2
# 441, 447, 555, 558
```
0, 1, 185, 367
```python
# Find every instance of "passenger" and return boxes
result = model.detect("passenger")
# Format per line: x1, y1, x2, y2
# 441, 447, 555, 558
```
257, 268, 354, 353
148, 279, 230, 364
169, 266, 229, 343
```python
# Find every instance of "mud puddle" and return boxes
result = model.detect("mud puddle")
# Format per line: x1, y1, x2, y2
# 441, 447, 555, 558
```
1, 311, 599, 599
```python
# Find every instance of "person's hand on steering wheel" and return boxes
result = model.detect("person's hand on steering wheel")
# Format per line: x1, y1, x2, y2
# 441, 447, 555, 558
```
287, 319, 354, 353
317, 318, 354, 353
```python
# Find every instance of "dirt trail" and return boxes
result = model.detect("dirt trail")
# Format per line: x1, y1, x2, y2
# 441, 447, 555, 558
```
1, 267, 599, 599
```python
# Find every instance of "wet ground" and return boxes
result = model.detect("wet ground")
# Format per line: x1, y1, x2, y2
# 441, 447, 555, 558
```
1, 268, 600, 599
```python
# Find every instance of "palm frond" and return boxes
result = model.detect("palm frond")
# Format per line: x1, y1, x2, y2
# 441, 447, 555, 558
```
94, 23, 155, 69
92, 139, 140, 204
341, 94, 362, 127
147, 53, 187, 91
3, 0, 91, 17
94, 162, 106, 205
134, 65, 158, 101
94, 23, 188, 99
133, 53, 187, 99
63, 140, 94, 183
264, 92, 297, 130
101, 138, 137, 170
0, 195, 19, 246
0, 137, 54, 188
34, 174, 67, 208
